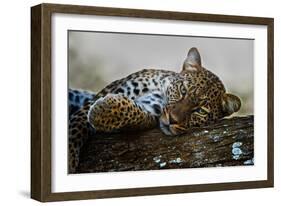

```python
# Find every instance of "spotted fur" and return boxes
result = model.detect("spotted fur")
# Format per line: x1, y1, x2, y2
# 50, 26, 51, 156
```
68, 89, 95, 118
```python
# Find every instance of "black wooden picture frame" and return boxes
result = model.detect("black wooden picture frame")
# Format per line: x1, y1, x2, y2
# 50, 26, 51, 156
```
31, 3, 274, 202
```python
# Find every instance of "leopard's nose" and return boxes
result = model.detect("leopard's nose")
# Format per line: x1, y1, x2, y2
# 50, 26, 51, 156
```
169, 113, 179, 124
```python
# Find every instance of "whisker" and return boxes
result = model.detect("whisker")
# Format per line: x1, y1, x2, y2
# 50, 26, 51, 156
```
173, 125, 187, 132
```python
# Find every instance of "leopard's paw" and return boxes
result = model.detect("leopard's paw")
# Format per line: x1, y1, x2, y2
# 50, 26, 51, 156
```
87, 94, 140, 132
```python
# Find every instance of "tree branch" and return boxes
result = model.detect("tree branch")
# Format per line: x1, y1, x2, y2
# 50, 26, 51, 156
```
76, 115, 254, 173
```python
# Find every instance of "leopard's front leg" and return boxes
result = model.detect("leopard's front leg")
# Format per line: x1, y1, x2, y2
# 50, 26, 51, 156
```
88, 94, 158, 133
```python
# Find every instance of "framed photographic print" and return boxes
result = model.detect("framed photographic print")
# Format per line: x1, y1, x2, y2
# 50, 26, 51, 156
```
31, 3, 274, 202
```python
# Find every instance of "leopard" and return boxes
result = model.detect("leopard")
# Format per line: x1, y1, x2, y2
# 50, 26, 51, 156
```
68, 47, 241, 173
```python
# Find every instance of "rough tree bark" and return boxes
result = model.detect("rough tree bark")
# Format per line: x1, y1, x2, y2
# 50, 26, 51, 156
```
76, 115, 254, 173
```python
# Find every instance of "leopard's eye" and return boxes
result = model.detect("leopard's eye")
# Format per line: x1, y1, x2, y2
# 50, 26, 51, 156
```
179, 84, 187, 95
193, 106, 209, 116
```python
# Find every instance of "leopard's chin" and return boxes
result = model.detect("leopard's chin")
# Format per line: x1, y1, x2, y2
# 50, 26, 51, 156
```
159, 121, 173, 136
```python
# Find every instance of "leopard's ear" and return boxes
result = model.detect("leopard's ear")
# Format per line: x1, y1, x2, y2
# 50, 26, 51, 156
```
221, 93, 241, 116
181, 47, 202, 73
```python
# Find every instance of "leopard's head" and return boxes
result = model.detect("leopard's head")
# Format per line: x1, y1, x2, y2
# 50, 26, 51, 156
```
159, 47, 241, 135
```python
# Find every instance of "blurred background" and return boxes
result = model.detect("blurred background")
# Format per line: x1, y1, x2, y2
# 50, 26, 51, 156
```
68, 31, 253, 115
